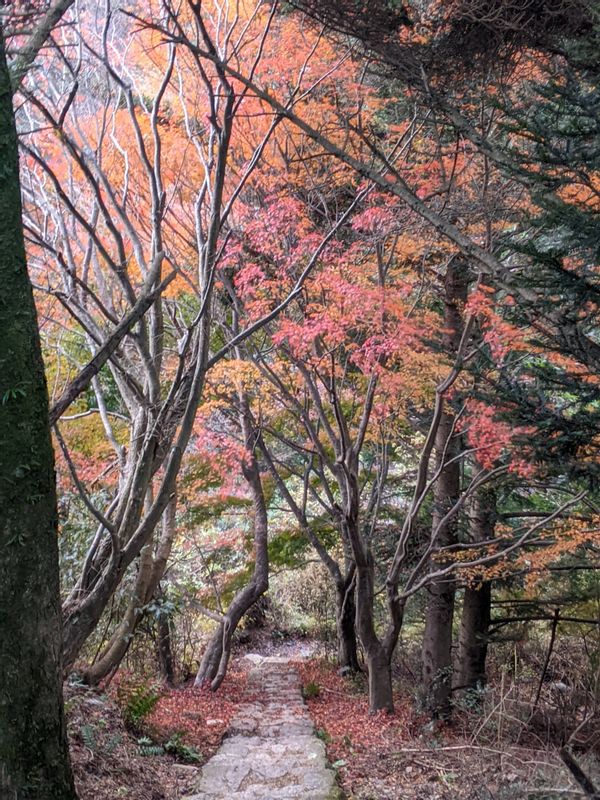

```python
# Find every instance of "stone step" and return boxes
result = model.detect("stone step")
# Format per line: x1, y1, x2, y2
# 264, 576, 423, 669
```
183, 658, 339, 800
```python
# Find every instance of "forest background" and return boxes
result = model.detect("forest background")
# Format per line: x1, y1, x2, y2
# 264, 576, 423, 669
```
1, 1, 600, 799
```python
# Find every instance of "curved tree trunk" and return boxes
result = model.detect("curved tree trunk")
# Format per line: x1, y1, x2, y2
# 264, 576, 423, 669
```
195, 400, 269, 691
82, 494, 176, 685
0, 28, 76, 799
330, 450, 399, 713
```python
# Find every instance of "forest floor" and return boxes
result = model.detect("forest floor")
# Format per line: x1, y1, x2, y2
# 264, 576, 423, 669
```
66, 660, 251, 799
295, 658, 598, 800
66, 638, 599, 800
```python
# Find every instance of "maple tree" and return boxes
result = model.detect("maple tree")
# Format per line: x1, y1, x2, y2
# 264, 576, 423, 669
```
169, 0, 600, 715
46, 0, 594, 715
210, 141, 548, 713
16, 0, 381, 684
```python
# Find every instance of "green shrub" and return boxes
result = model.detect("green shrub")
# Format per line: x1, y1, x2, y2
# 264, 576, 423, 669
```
315, 727, 331, 743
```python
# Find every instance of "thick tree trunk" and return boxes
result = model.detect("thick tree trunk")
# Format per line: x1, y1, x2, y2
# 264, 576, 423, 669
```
421, 259, 468, 719
0, 30, 77, 799
353, 540, 396, 712
194, 620, 230, 689
195, 403, 269, 691
367, 649, 394, 714
454, 583, 491, 692
454, 484, 495, 694
421, 569, 456, 717
421, 406, 459, 717
335, 568, 360, 672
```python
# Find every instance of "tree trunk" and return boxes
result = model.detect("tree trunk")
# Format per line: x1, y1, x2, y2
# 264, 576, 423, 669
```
195, 626, 224, 687
353, 538, 396, 712
0, 29, 77, 799
82, 494, 176, 686
195, 401, 269, 691
156, 612, 175, 685
81, 549, 153, 685
454, 483, 495, 694
454, 584, 491, 692
335, 568, 360, 672
367, 648, 394, 714
421, 409, 459, 717
421, 258, 468, 719
421, 569, 456, 718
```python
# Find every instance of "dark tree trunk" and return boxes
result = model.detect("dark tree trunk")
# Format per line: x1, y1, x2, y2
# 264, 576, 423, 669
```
353, 535, 396, 713
157, 613, 175, 685
335, 568, 360, 672
367, 648, 394, 714
454, 583, 491, 692
421, 411, 459, 717
421, 259, 469, 719
454, 484, 495, 694
421, 571, 456, 718
0, 30, 77, 800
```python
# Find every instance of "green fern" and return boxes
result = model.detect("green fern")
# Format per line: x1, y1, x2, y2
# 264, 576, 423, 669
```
105, 733, 122, 755
117, 679, 161, 730
81, 724, 97, 752
137, 736, 165, 757
302, 681, 320, 699
164, 733, 202, 763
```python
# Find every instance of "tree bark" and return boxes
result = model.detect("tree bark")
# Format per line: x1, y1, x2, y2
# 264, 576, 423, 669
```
454, 583, 491, 693
335, 567, 361, 672
156, 612, 175, 685
0, 28, 77, 800
82, 494, 176, 686
367, 648, 394, 714
420, 403, 460, 718
195, 401, 269, 691
421, 258, 469, 719
454, 484, 496, 694
352, 524, 396, 713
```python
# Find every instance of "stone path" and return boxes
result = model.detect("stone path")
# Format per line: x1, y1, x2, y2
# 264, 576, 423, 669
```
185, 655, 340, 800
